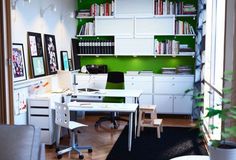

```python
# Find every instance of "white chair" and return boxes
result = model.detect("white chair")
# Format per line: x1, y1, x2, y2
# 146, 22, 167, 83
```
55, 102, 92, 160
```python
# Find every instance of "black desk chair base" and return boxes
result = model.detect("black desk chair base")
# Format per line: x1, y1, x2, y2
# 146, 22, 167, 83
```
95, 112, 128, 129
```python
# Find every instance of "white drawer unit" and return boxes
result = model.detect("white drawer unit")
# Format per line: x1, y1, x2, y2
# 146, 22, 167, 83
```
154, 75, 194, 115
27, 96, 58, 145
125, 75, 153, 105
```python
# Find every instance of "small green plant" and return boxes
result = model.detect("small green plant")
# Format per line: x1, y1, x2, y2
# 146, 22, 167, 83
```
188, 71, 236, 147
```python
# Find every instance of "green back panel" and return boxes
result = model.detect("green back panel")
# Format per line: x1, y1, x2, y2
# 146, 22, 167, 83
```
80, 56, 195, 73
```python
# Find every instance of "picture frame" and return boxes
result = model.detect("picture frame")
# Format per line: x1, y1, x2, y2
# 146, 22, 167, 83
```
27, 32, 43, 56
44, 34, 58, 75
60, 51, 69, 71
12, 43, 27, 82
68, 59, 73, 71
32, 56, 46, 77
27, 32, 46, 78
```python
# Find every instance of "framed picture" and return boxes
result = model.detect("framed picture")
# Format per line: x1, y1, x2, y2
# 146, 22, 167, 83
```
32, 56, 46, 77
44, 34, 58, 74
68, 59, 73, 71
60, 51, 69, 71
12, 43, 27, 82
27, 32, 43, 56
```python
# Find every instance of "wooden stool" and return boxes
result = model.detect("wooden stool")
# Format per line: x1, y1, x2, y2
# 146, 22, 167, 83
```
137, 105, 163, 138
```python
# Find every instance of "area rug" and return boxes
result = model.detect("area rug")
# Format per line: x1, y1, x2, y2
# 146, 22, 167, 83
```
106, 126, 208, 160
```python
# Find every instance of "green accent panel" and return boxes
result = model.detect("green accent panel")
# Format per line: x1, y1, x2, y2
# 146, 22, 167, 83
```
80, 56, 195, 73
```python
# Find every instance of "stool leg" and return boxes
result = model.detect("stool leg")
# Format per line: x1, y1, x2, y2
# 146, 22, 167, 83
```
157, 126, 160, 138
137, 111, 143, 137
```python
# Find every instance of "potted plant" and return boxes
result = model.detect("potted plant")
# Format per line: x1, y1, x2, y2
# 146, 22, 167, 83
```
189, 71, 236, 160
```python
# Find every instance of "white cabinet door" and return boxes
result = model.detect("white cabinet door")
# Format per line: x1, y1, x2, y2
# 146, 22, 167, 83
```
92, 75, 107, 89
154, 95, 173, 114
139, 94, 153, 105
135, 17, 174, 36
95, 17, 133, 36
173, 95, 192, 114
115, 37, 154, 55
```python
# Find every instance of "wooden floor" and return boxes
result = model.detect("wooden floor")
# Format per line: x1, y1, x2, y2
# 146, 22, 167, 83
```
46, 115, 195, 160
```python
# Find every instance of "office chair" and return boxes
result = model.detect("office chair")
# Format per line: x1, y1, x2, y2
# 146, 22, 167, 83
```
55, 102, 92, 160
95, 71, 128, 129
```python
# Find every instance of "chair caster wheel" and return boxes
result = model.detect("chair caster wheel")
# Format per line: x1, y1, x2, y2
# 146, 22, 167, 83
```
88, 148, 93, 153
57, 154, 62, 159
79, 154, 84, 159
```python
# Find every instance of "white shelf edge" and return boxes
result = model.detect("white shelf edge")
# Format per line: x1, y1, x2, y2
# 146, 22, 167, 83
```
174, 34, 196, 36
95, 16, 115, 19
175, 14, 197, 17
77, 54, 114, 56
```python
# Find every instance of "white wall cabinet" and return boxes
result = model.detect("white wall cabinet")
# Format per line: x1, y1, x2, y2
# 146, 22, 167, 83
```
78, 0, 196, 56
154, 75, 194, 115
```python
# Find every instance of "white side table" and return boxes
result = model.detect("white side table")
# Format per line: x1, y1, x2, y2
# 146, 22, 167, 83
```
170, 155, 209, 160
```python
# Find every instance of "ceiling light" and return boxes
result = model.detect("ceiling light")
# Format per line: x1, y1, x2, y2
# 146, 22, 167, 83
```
40, 3, 56, 17
12, 0, 31, 10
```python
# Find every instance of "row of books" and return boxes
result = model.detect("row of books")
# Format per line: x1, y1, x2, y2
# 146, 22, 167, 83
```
154, 40, 194, 55
90, 1, 115, 16
154, 39, 179, 55
77, 40, 114, 55
154, 0, 196, 15
175, 20, 195, 35
78, 22, 95, 35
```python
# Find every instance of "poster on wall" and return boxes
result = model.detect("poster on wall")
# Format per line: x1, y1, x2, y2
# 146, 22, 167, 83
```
44, 34, 58, 74
12, 43, 27, 82
27, 32, 46, 78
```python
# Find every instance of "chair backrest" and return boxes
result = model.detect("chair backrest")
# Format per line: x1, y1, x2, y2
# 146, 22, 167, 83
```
55, 102, 70, 128
104, 71, 125, 103
106, 71, 124, 89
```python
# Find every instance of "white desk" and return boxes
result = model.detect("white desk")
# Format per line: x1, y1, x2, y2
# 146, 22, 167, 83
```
170, 155, 210, 160
72, 89, 142, 103
62, 102, 138, 151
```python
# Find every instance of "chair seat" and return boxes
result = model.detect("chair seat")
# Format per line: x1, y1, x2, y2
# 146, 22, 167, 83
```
68, 121, 87, 130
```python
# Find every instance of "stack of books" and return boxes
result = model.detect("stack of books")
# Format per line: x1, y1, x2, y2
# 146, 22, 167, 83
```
179, 44, 194, 55
76, 9, 91, 17
176, 66, 192, 74
183, 4, 197, 14
162, 67, 176, 74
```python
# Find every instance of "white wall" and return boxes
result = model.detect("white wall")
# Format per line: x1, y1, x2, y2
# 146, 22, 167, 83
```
11, 0, 77, 124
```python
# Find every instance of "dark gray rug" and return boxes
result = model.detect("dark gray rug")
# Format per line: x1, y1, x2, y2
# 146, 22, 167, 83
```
106, 126, 208, 160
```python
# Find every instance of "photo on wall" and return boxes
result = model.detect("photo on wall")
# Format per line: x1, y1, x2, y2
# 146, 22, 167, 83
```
60, 51, 69, 71
12, 43, 27, 82
44, 34, 58, 74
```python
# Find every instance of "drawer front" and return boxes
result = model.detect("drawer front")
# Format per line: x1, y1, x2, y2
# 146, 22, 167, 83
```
30, 116, 49, 129
30, 108, 49, 115
125, 81, 152, 93
125, 76, 152, 82
154, 76, 194, 82
29, 100, 49, 107
40, 130, 50, 144
154, 82, 193, 94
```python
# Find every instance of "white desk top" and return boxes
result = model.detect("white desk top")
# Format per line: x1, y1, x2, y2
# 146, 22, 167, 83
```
63, 102, 138, 113
73, 89, 142, 98
170, 155, 209, 160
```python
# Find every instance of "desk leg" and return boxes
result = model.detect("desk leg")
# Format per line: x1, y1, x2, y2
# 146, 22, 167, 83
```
128, 112, 133, 152
134, 109, 137, 138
